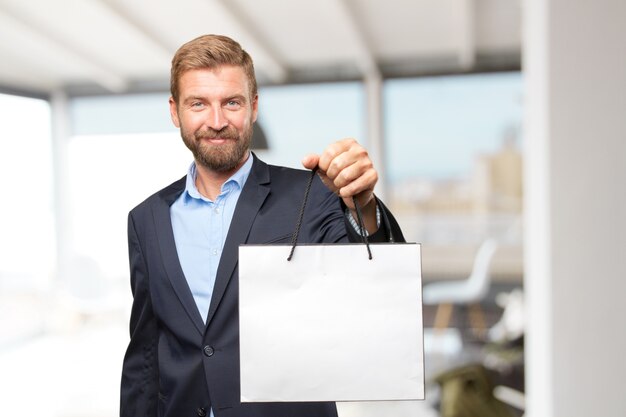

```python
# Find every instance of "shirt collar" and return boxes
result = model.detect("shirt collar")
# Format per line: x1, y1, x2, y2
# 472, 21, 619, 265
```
184, 152, 253, 203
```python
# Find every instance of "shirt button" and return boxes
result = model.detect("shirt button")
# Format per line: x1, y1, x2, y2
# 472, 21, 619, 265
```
212, 249, 218, 256
214, 207, 220, 214
197, 407, 207, 417
203, 345, 214, 357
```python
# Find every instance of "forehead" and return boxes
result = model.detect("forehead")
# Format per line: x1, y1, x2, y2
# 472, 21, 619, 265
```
178, 66, 251, 100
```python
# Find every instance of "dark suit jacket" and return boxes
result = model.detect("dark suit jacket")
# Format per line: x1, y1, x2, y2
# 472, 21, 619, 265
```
120, 155, 404, 417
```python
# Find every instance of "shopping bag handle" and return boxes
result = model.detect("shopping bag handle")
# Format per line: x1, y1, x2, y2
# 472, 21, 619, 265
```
287, 168, 372, 261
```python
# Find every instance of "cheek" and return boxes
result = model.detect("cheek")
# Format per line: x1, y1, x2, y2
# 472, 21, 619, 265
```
240, 113, 255, 130
228, 117, 245, 132
179, 114, 202, 132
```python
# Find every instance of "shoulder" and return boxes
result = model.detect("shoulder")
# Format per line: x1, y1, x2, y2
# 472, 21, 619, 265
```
267, 164, 312, 184
250, 154, 318, 193
250, 154, 309, 181
251, 154, 340, 212
248, 156, 348, 244
264, 162, 332, 201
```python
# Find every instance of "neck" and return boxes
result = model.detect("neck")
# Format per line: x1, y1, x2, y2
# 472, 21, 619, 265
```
194, 153, 250, 200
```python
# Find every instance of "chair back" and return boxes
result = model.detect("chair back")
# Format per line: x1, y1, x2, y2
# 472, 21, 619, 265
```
466, 238, 499, 299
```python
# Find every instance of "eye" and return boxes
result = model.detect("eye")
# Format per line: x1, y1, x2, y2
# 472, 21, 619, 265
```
191, 101, 204, 108
226, 99, 242, 108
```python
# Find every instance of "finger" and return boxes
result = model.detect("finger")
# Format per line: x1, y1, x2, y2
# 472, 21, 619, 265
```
341, 186, 375, 211
318, 138, 357, 173
301, 154, 320, 170
326, 140, 368, 180
331, 157, 373, 190
337, 167, 378, 199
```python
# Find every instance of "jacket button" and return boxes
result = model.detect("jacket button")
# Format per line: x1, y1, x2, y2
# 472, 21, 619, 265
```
197, 407, 207, 416
203, 345, 214, 357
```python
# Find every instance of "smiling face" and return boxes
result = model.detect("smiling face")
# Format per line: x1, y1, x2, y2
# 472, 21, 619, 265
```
169, 65, 258, 174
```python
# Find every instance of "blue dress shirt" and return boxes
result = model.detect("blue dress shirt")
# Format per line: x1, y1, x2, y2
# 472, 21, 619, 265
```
170, 154, 253, 324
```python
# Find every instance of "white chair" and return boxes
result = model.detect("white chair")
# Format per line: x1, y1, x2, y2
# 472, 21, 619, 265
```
423, 239, 499, 334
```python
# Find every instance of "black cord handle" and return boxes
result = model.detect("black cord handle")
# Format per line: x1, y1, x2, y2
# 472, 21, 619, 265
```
287, 168, 317, 261
352, 196, 373, 260
287, 168, 372, 261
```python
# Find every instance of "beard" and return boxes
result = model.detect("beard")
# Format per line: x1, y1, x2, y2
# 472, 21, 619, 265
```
180, 121, 253, 173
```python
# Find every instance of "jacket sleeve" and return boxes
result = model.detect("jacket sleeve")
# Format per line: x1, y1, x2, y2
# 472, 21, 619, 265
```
343, 196, 406, 243
120, 212, 159, 417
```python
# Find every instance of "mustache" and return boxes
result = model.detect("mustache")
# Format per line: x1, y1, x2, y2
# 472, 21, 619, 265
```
194, 126, 239, 141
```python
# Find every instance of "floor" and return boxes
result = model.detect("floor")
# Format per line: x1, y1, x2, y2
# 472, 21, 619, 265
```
0, 322, 126, 417
0, 284, 522, 417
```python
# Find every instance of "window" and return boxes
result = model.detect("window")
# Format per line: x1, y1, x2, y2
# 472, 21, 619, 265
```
0, 93, 54, 290
384, 72, 523, 244
255, 82, 365, 168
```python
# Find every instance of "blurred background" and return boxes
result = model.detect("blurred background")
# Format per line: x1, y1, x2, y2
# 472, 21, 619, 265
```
0, 0, 623, 416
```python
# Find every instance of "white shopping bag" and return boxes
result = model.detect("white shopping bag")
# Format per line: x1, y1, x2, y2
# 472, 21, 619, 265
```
239, 243, 424, 403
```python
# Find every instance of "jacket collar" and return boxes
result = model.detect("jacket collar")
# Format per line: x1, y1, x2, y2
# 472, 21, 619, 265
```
152, 154, 271, 333
206, 153, 270, 326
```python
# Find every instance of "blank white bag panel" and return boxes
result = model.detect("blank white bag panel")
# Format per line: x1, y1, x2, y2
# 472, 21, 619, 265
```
239, 243, 424, 403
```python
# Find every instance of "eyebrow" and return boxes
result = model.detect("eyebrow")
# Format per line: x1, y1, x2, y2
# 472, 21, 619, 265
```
182, 94, 248, 104
225, 94, 248, 103
181, 96, 204, 104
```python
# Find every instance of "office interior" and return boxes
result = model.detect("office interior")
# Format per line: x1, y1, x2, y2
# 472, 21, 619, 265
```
0, 1, 624, 416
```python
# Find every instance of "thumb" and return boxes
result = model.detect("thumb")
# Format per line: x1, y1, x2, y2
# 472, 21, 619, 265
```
301, 154, 320, 170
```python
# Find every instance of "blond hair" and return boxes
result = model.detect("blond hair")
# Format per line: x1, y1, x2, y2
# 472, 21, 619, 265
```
170, 34, 257, 102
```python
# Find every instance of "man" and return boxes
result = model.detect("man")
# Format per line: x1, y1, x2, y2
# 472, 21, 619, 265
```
120, 34, 404, 417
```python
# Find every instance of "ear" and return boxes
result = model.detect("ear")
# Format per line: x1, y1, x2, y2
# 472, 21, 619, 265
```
251, 94, 259, 123
169, 96, 180, 128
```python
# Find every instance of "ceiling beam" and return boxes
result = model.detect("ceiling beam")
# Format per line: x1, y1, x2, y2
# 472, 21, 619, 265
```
212, 0, 288, 83
95, 0, 177, 56
0, 2, 128, 93
0, 83, 49, 100
331, 0, 380, 79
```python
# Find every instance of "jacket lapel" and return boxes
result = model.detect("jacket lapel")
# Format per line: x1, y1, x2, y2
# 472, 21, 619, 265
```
205, 155, 270, 327
152, 177, 206, 336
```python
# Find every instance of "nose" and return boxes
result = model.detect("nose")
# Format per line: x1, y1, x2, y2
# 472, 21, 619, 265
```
206, 106, 228, 130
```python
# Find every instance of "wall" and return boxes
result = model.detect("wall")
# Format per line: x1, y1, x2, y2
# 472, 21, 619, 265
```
524, 0, 626, 416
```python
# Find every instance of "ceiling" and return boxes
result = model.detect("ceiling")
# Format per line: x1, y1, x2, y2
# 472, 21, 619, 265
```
0, 0, 521, 97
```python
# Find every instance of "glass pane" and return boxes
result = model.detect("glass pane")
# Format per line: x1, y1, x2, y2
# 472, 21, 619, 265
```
254, 82, 365, 168
384, 72, 523, 244
0, 94, 53, 290
384, 72, 524, 302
